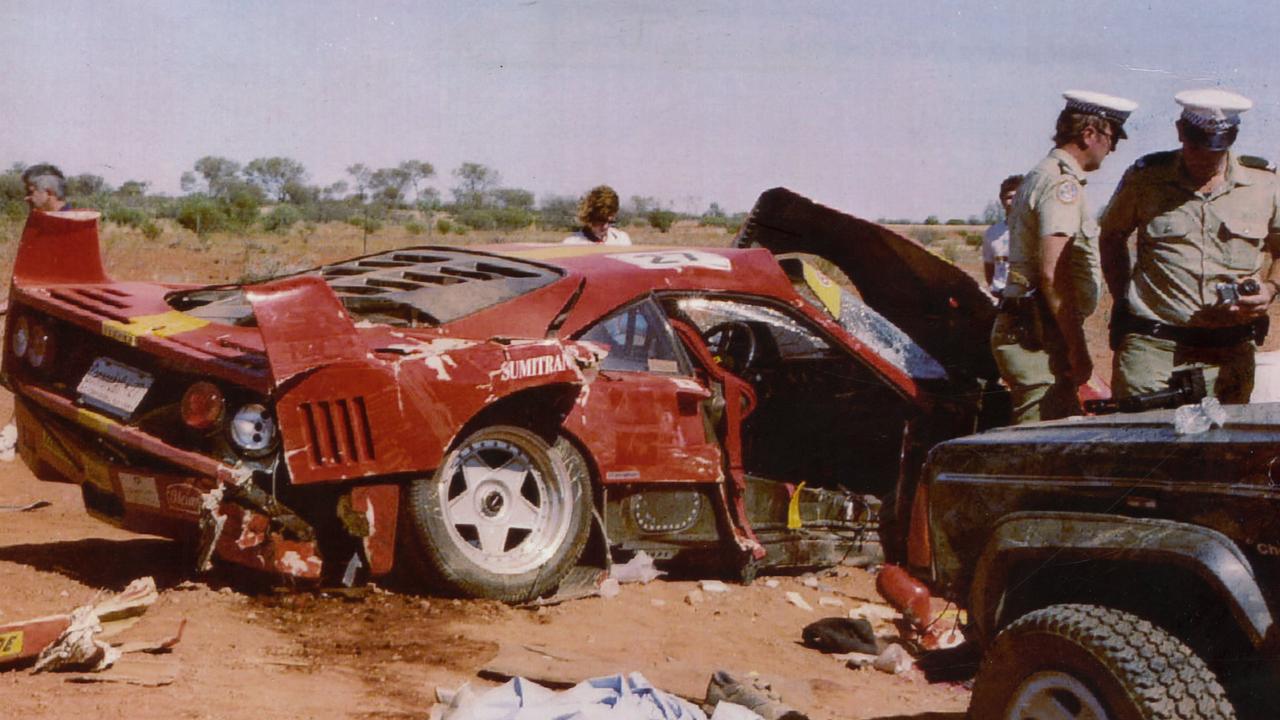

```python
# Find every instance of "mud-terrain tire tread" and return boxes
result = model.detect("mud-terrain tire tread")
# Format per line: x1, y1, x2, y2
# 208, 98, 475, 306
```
970, 603, 1234, 720
400, 427, 593, 603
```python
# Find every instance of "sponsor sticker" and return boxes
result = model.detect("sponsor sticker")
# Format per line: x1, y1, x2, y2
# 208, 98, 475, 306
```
119, 472, 161, 509
499, 353, 569, 381
164, 483, 203, 516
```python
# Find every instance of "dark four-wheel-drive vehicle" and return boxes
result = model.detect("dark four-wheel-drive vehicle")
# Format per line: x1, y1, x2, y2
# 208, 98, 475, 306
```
2, 190, 1003, 603
881, 403, 1280, 719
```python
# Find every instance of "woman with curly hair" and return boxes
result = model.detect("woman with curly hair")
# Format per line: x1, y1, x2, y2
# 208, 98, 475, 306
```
562, 185, 632, 245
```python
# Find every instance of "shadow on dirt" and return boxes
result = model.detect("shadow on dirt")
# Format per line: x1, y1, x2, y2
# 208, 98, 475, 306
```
0, 537, 195, 590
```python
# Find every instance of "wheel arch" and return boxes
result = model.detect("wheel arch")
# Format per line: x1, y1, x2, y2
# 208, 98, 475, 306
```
970, 512, 1272, 659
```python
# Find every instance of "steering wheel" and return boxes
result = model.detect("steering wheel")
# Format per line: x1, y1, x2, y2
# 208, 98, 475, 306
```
703, 321, 758, 373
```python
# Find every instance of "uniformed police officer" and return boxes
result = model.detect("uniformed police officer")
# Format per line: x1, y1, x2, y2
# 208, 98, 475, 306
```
1100, 89, 1280, 403
994, 91, 1137, 424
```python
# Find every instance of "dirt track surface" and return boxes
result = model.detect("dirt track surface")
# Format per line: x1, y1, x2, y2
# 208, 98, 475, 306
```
0, 401, 969, 720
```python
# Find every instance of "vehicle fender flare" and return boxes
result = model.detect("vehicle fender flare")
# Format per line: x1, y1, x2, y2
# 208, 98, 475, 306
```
970, 511, 1273, 650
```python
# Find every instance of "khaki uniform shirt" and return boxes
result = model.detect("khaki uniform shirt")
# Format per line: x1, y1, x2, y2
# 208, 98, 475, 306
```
1006, 148, 1101, 317
1100, 151, 1280, 326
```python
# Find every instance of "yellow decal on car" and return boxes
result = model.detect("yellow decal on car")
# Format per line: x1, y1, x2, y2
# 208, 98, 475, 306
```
0, 631, 22, 659
77, 408, 115, 435
102, 311, 209, 346
83, 456, 113, 492
800, 261, 842, 318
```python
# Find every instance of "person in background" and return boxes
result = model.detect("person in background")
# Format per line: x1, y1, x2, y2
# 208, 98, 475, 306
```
993, 90, 1136, 423
563, 185, 632, 245
982, 174, 1024, 297
1100, 89, 1280, 403
21, 163, 68, 213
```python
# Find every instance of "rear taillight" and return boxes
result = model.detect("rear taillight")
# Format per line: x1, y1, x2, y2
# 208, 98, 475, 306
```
906, 480, 933, 570
11, 316, 29, 359
27, 322, 54, 368
181, 381, 225, 431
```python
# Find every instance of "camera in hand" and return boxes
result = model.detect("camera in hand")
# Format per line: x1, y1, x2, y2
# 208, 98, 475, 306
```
1216, 278, 1261, 305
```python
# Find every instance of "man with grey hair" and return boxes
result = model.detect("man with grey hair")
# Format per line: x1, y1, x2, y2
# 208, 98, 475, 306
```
21, 163, 68, 213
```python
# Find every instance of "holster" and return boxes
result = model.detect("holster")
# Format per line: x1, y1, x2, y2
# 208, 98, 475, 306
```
997, 293, 1045, 351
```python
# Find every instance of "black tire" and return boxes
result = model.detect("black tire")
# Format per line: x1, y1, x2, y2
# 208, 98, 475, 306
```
970, 604, 1235, 720
402, 426, 592, 602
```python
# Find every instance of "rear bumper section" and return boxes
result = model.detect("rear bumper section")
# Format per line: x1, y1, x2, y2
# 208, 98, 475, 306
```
14, 389, 323, 582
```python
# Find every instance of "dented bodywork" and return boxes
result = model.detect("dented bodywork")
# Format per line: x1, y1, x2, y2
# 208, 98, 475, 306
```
5, 189, 997, 598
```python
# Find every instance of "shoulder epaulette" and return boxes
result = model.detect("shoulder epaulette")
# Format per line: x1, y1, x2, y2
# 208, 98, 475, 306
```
1239, 155, 1276, 172
1134, 150, 1177, 169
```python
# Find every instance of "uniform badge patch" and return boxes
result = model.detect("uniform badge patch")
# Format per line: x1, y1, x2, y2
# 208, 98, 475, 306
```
1056, 181, 1080, 204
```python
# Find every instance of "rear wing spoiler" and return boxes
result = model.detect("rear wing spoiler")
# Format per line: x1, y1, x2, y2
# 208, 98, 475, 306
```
13, 211, 110, 286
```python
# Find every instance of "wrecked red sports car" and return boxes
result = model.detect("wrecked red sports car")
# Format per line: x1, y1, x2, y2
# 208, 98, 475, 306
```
3, 189, 1004, 601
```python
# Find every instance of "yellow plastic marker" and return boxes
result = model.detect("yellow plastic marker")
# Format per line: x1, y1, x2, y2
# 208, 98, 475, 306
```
787, 481, 807, 529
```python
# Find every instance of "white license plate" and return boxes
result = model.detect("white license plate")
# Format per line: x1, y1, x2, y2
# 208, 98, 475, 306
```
77, 357, 153, 417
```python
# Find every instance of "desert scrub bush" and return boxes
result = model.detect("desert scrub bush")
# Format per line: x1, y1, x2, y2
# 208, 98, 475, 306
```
647, 209, 678, 233
348, 215, 384, 234
104, 205, 148, 229
435, 217, 453, 234
405, 220, 426, 235
910, 227, 945, 246
942, 241, 963, 263
141, 220, 162, 241
261, 204, 302, 233
962, 231, 983, 247
176, 197, 228, 235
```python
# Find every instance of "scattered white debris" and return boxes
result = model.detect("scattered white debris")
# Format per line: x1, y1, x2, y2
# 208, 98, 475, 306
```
700, 580, 730, 594
598, 578, 621, 599
848, 603, 899, 623
611, 551, 666, 585
818, 597, 843, 608
0, 422, 16, 462
763, 579, 780, 589
872, 644, 913, 675
685, 590, 706, 606
785, 592, 813, 612
801, 576, 819, 589
839, 651, 880, 669
1174, 397, 1228, 435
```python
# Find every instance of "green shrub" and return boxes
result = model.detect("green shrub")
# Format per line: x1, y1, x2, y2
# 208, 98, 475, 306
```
453, 207, 498, 230
647, 209, 677, 233
405, 220, 426, 235
105, 205, 147, 228
963, 231, 983, 247
451, 223, 468, 235
141, 220, 162, 241
942, 241, 963, 262
261, 204, 302, 233
176, 197, 228, 235
435, 217, 453, 234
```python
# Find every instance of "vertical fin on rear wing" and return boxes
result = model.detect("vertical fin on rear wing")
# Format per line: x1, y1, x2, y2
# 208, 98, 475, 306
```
13, 211, 109, 285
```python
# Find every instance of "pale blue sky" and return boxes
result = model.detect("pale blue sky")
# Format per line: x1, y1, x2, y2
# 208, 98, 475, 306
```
3, 2, 1278, 219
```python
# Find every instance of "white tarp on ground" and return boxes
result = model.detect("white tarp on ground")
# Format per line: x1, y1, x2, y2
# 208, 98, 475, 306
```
433, 672, 730, 720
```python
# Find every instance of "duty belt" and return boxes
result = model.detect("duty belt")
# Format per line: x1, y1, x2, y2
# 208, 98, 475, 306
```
1120, 311, 1267, 348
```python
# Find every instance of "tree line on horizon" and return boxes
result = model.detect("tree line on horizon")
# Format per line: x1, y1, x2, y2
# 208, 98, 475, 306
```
0, 157, 746, 240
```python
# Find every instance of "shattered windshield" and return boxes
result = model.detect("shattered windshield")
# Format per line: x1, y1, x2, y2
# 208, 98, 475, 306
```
168, 248, 564, 327
781, 259, 948, 381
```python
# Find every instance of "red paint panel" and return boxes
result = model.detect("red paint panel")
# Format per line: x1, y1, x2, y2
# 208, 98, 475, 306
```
566, 372, 722, 485
351, 484, 400, 576
0, 615, 73, 668
246, 275, 368, 385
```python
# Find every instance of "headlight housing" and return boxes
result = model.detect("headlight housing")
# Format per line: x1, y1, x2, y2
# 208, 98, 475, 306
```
181, 381, 225, 431
228, 403, 277, 456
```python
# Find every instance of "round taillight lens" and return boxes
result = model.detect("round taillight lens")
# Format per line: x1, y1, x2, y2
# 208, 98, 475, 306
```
28, 323, 54, 368
228, 403, 276, 455
181, 381, 225, 431
11, 317, 29, 359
